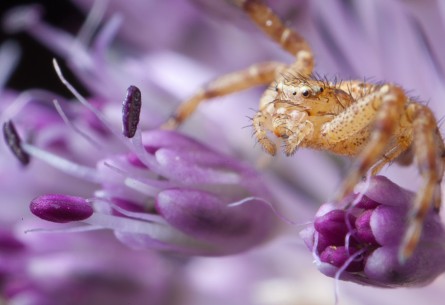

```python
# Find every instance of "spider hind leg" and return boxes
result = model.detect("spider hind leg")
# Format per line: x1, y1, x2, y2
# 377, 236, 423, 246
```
399, 103, 445, 262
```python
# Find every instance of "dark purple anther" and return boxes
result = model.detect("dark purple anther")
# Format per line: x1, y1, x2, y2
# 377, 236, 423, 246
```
122, 85, 142, 138
30, 194, 93, 223
2, 120, 30, 165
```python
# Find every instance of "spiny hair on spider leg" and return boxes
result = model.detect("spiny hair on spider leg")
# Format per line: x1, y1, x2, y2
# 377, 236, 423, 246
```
242, 121, 254, 130
245, 115, 254, 122
424, 99, 434, 107
436, 116, 445, 129
354, 76, 377, 97
247, 107, 259, 114
280, 140, 299, 156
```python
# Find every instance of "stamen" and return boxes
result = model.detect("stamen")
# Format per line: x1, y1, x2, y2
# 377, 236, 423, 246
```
52, 59, 116, 134
127, 128, 163, 173
2, 120, 30, 165
103, 161, 175, 191
125, 178, 162, 197
122, 85, 142, 138
30, 194, 94, 223
333, 248, 366, 305
84, 212, 208, 249
107, 201, 168, 224
228, 196, 303, 226
21, 142, 100, 183
52, 99, 102, 150
25, 224, 103, 234
52, 60, 160, 172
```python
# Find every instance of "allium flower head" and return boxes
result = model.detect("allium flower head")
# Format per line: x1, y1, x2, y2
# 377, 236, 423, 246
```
3, 0, 445, 304
5, 80, 278, 256
300, 176, 445, 288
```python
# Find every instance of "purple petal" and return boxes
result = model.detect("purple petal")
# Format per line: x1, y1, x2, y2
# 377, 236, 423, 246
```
370, 205, 406, 246
141, 130, 210, 151
110, 197, 145, 217
0, 230, 26, 253
314, 210, 356, 245
354, 195, 380, 209
363, 176, 412, 207
156, 189, 275, 254
126, 152, 149, 169
364, 244, 445, 287
355, 209, 379, 245
315, 232, 331, 253
155, 148, 241, 184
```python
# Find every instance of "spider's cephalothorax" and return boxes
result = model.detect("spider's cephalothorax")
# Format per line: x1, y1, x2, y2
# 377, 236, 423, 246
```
164, 0, 445, 262
254, 75, 384, 157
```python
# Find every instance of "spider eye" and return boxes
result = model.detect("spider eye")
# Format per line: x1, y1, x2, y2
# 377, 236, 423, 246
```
302, 90, 309, 97
292, 91, 297, 96
319, 87, 324, 93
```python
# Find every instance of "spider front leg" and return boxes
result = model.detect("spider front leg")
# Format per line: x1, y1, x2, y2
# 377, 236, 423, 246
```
237, 0, 314, 75
236, 0, 313, 57
399, 103, 445, 261
252, 109, 277, 155
284, 114, 314, 156
322, 85, 407, 198
163, 62, 286, 129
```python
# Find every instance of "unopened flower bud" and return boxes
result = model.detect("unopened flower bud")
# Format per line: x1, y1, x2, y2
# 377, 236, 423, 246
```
301, 176, 445, 287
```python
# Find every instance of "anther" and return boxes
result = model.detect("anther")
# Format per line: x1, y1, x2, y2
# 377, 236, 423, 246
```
2, 120, 30, 165
30, 194, 93, 223
122, 85, 142, 138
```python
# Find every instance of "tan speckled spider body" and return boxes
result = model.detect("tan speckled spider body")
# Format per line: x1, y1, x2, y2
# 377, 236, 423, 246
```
165, 0, 445, 261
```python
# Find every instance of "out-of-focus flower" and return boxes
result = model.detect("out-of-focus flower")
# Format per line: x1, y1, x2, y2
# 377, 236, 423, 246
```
0, 42, 178, 305
0, 226, 175, 305
301, 176, 445, 288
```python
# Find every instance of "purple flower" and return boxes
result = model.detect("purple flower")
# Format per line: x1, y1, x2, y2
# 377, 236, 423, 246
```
3, 0, 445, 304
0, 226, 174, 305
300, 176, 445, 287
5, 82, 278, 256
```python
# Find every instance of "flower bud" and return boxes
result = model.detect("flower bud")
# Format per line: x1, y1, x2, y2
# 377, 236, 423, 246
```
300, 176, 445, 287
